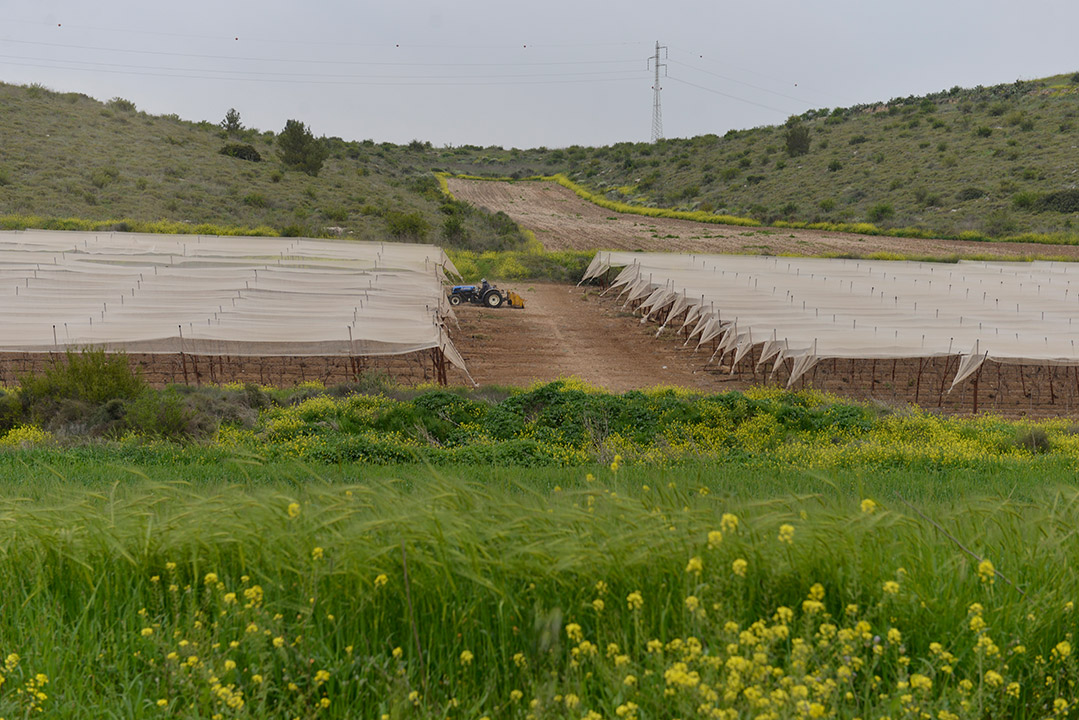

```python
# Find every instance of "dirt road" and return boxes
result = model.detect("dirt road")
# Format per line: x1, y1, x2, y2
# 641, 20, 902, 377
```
448, 177, 1079, 260
451, 283, 734, 392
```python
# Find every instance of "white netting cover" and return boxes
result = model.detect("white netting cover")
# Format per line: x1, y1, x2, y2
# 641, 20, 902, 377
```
0, 230, 468, 374
583, 251, 1079, 388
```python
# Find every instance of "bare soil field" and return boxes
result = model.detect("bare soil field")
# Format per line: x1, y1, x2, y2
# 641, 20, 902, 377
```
448, 178, 1079, 260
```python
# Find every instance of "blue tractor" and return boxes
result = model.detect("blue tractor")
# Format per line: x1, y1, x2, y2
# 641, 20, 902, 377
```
447, 279, 524, 308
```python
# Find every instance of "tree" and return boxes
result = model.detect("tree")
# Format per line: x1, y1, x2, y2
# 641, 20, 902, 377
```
277, 120, 328, 176
784, 116, 811, 157
221, 108, 244, 137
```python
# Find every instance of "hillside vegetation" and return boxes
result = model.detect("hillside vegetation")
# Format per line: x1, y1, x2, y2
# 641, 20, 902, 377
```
0, 82, 530, 252
436, 73, 1079, 240
3, 73, 1079, 249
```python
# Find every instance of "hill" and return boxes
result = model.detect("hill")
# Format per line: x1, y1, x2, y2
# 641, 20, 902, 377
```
434, 73, 1079, 240
3, 73, 1079, 246
0, 82, 529, 252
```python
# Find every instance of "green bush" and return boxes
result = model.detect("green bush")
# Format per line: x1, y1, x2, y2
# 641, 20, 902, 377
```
866, 203, 895, 222
219, 144, 262, 162
385, 210, 429, 239
956, 187, 987, 201
1012, 191, 1040, 209
784, 116, 811, 157
242, 193, 267, 208
1036, 190, 1079, 213
124, 389, 209, 441
19, 349, 146, 422
276, 119, 328, 176
827, 160, 842, 172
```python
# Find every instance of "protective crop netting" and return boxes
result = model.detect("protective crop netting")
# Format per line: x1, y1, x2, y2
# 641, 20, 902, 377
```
582, 251, 1079, 389
0, 230, 469, 375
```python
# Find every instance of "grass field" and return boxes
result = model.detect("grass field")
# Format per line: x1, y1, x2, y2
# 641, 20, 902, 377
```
0, 368, 1078, 717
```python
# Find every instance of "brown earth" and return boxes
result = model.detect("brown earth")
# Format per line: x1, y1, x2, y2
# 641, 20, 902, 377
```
448, 178, 1079, 260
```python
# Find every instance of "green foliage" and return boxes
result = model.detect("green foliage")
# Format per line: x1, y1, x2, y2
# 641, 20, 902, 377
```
865, 202, 895, 222
1037, 190, 1079, 213
18, 349, 146, 426
106, 96, 136, 112
219, 143, 262, 162
220, 107, 243, 136
827, 159, 842, 172
384, 210, 429, 239
784, 116, 811, 157
276, 119, 328, 176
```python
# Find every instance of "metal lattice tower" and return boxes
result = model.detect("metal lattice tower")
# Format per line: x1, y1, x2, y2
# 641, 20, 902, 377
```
648, 40, 667, 142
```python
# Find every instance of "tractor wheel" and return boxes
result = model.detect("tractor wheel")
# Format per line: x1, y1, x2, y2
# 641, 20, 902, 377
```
448, 294, 462, 306
484, 291, 504, 308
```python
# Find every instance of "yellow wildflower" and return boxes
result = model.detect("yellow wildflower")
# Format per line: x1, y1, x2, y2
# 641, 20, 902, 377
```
272, 636, 285, 648
860, 498, 878, 513
141, 627, 154, 637
707, 530, 723, 549
566, 623, 583, 642
374, 574, 389, 588
720, 513, 739, 533
883, 580, 900, 595
204, 573, 218, 585
778, 524, 795, 544
732, 558, 748, 577
459, 650, 474, 666
287, 502, 301, 518
685, 556, 703, 575
610, 454, 622, 472
224, 660, 236, 671
978, 559, 995, 584
251, 674, 263, 684
311, 546, 324, 560
592, 598, 605, 612
1053, 641, 1072, 660
626, 591, 643, 611
509, 689, 523, 702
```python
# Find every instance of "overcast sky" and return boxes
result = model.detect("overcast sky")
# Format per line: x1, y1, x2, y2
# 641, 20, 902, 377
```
1, 1, 1077, 149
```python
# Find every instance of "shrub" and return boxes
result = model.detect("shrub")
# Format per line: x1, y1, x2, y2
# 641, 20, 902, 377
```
784, 117, 811, 157
0, 168, 10, 186
956, 187, 986, 201
322, 206, 348, 222
279, 224, 308, 237
385, 211, 429, 239
1012, 191, 1040, 210
865, 203, 895, 222
818, 198, 836, 212
827, 160, 842, 172
125, 389, 213, 441
1036, 190, 1079, 213
107, 97, 136, 112
219, 144, 262, 162
974, 126, 992, 138
277, 120, 328, 176
242, 193, 267, 208
19, 349, 145, 421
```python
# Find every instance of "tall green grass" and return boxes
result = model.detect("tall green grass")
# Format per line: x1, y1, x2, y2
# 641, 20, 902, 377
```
0, 469, 1076, 717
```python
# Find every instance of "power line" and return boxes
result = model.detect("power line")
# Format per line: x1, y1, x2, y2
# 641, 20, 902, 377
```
667, 58, 816, 106
0, 17, 650, 50
665, 76, 795, 115
0, 58, 645, 87
0, 52, 646, 81
670, 46, 837, 106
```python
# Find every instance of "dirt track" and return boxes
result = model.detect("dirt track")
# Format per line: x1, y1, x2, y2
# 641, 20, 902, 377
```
448, 178, 1079, 260
451, 284, 723, 392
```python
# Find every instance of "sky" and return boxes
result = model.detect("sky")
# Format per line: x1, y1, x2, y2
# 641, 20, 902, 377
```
1, 0, 1077, 149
